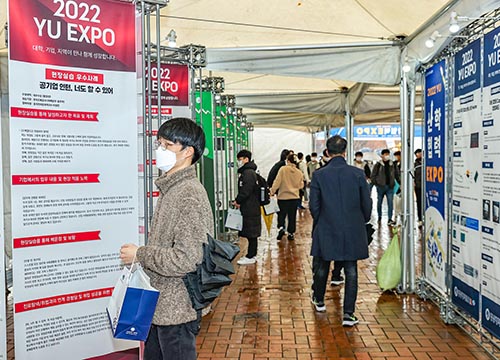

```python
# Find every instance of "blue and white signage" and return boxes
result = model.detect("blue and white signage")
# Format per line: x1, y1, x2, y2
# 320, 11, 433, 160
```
451, 39, 482, 320
482, 27, 500, 339
424, 60, 447, 294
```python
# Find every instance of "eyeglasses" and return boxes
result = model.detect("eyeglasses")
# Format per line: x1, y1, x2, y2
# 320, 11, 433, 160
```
154, 140, 167, 151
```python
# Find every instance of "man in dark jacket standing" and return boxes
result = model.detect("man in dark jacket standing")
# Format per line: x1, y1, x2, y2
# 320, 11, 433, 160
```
370, 149, 398, 226
234, 149, 262, 265
309, 135, 372, 326
414, 149, 423, 226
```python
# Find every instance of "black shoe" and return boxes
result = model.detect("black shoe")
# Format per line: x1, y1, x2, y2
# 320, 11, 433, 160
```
311, 297, 326, 312
277, 229, 285, 240
287, 233, 295, 241
342, 313, 359, 326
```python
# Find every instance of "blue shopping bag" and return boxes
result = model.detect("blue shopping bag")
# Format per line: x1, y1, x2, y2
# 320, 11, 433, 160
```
107, 264, 159, 341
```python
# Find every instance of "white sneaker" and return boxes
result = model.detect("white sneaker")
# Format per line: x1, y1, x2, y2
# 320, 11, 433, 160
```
237, 256, 256, 265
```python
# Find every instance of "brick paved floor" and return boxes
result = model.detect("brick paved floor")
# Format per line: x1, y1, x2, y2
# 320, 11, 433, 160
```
197, 209, 494, 360
4, 207, 496, 359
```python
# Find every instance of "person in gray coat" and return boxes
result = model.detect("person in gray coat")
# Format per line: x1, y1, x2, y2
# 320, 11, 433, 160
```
309, 135, 372, 326
120, 118, 213, 360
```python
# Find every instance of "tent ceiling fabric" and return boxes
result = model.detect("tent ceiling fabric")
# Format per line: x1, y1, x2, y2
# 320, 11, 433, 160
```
206, 44, 402, 86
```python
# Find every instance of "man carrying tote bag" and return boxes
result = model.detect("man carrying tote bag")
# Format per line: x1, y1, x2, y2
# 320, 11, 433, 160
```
120, 118, 214, 360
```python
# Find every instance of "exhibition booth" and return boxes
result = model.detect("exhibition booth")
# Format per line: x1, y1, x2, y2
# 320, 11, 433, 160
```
0, 0, 500, 358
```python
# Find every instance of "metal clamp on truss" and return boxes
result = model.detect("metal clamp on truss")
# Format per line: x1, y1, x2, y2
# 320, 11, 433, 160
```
194, 77, 225, 93
136, 0, 169, 12
149, 44, 207, 67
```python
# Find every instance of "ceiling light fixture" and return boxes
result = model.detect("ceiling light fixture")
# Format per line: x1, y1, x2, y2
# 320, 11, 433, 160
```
449, 11, 460, 33
425, 30, 440, 48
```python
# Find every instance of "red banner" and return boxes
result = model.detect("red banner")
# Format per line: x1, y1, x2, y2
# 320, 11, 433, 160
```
146, 63, 189, 106
8, 0, 136, 72
11, 107, 99, 121
14, 231, 101, 249
12, 174, 100, 185
46, 68, 104, 84
15, 287, 114, 313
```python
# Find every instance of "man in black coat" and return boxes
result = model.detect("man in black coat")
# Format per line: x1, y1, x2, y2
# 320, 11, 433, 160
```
309, 135, 372, 326
414, 149, 423, 226
234, 149, 262, 265
267, 149, 290, 188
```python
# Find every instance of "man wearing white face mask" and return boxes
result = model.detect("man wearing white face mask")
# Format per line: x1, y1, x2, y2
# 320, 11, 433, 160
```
119, 118, 213, 360
371, 149, 398, 226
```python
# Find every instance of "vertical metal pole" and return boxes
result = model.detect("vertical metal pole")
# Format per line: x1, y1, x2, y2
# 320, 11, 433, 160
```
345, 92, 354, 163
408, 77, 416, 292
400, 70, 409, 292
156, 4, 162, 131
213, 94, 221, 238
146, 9, 154, 224
140, 1, 149, 243
198, 68, 205, 186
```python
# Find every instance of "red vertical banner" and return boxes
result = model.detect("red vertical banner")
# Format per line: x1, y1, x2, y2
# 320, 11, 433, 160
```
8, 1, 139, 359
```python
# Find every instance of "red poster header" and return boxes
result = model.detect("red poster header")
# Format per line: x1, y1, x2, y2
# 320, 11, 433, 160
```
12, 174, 100, 185
46, 68, 104, 84
147, 64, 189, 107
14, 231, 101, 249
11, 107, 99, 121
15, 287, 113, 313
9, 0, 136, 72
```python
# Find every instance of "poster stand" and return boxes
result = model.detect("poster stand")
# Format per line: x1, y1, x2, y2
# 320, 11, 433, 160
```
418, 8, 500, 358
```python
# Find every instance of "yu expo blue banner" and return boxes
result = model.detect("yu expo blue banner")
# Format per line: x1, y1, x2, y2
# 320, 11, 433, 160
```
451, 39, 482, 320
481, 27, 500, 339
424, 60, 447, 293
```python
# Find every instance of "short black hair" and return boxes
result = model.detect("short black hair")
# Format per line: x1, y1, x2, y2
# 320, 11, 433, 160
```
381, 148, 390, 155
322, 149, 329, 157
326, 135, 347, 155
237, 149, 252, 160
414, 148, 422, 155
297, 152, 304, 159
280, 149, 290, 161
311, 152, 318, 157
355, 151, 363, 157
394, 150, 401, 156
158, 118, 205, 164
305, 155, 311, 162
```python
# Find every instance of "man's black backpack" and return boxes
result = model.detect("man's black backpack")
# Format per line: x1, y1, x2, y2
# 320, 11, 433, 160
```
183, 234, 240, 311
255, 173, 271, 206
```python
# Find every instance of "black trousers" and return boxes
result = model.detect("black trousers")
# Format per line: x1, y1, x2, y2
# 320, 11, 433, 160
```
415, 187, 423, 221
144, 319, 200, 360
246, 237, 258, 258
312, 257, 358, 314
277, 199, 300, 234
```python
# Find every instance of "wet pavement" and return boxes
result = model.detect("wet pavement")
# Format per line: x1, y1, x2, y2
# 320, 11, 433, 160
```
197, 209, 493, 360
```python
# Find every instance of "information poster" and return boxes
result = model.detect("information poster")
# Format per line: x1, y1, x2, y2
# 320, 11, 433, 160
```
451, 39, 482, 320
424, 60, 448, 294
8, 0, 138, 359
0, 95, 5, 360
481, 27, 500, 339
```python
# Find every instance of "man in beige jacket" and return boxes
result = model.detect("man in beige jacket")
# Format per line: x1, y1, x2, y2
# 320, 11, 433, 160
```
271, 154, 304, 241
120, 118, 213, 360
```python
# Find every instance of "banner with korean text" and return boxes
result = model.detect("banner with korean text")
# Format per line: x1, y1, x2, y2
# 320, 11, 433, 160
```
451, 39, 482, 320
481, 26, 500, 339
8, 0, 138, 358
424, 60, 448, 294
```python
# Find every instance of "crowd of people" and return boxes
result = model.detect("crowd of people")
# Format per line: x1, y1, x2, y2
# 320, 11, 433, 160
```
118, 117, 425, 358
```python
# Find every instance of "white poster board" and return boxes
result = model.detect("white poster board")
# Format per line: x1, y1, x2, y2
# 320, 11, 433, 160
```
8, 0, 138, 358
0, 91, 6, 360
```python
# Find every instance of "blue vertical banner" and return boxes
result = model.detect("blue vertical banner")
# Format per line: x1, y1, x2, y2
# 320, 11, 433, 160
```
424, 60, 447, 294
451, 39, 482, 320
481, 27, 500, 339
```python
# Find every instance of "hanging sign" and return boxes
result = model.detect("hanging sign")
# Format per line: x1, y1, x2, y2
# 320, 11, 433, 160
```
8, 0, 138, 358
424, 60, 448, 294
481, 27, 500, 339
451, 39, 482, 320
